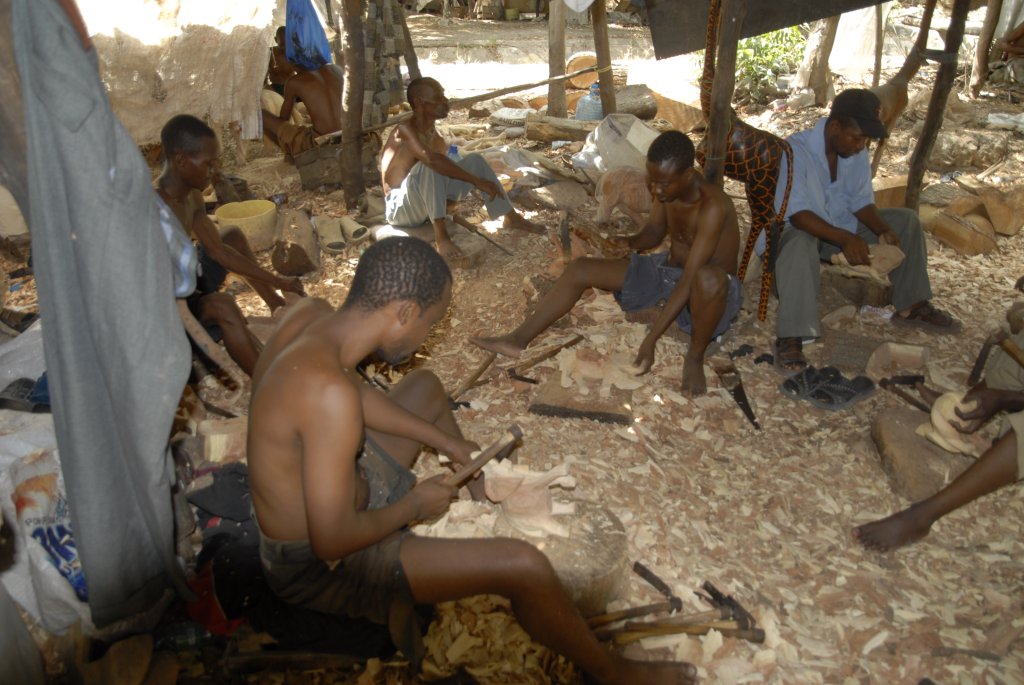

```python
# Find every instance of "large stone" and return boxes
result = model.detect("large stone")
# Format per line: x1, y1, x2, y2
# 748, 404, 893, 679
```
872, 406, 974, 501
920, 130, 1013, 172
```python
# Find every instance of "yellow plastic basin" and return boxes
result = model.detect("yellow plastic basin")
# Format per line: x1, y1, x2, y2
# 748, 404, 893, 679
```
214, 200, 278, 251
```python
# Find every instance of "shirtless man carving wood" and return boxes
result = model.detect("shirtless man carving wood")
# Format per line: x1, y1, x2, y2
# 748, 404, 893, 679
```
261, 61, 345, 158
380, 77, 543, 262
247, 236, 696, 683
473, 131, 741, 396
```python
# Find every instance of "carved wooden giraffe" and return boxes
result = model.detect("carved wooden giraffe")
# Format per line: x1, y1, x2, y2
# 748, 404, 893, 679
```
696, 0, 793, 321
869, 0, 937, 175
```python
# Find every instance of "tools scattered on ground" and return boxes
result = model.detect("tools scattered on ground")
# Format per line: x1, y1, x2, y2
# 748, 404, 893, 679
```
632, 561, 683, 612
879, 374, 931, 413
589, 577, 765, 645
713, 362, 760, 429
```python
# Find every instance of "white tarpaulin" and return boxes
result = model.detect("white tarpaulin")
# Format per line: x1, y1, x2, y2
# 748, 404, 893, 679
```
76, 0, 332, 145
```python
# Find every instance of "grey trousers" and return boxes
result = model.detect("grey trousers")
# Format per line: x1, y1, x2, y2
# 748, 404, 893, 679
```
775, 207, 933, 339
385, 153, 513, 227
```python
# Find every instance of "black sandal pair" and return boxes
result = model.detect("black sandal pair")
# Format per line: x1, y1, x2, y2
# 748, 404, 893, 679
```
779, 365, 875, 411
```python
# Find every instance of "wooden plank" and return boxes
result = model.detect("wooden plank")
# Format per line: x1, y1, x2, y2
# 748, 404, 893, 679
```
648, 0, 885, 59
591, 0, 617, 116
704, 0, 745, 186
528, 376, 633, 425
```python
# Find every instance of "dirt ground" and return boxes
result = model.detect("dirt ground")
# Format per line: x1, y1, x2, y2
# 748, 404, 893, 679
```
12, 9, 1024, 685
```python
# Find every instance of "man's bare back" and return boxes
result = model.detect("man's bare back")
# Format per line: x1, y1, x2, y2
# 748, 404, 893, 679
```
285, 64, 345, 136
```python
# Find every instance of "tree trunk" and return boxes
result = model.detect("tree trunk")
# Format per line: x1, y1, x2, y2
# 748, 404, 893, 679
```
704, 0, 745, 186
525, 114, 599, 142
971, 0, 1004, 96
592, 0, 617, 115
906, 0, 971, 210
323, 0, 344, 65
547, 0, 567, 118
793, 16, 840, 105
340, 0, 366, 208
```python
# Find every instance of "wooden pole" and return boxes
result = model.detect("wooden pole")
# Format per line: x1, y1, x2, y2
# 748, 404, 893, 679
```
397, 0, 422, 80
971, 0, 1004, 97
340, 0, 367, 208
591, 0, 616, 115
547, 0, 567, 118
873, 3, 884, 87
704, 0, 745, 186
905, 0, 971, 210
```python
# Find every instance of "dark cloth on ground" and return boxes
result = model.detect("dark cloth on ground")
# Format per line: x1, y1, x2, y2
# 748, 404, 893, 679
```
186, 462, 396, 656
615, 252, 743, 338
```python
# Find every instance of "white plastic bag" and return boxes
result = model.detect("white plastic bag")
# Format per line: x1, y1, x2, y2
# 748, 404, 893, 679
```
570, 114, 661, 173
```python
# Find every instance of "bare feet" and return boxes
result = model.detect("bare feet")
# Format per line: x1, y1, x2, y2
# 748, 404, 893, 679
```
681, 358, 708, 396
504, 211, 546, 235
599, 656, 699, 685
435, 236, 466, 264
852, 504, 933, 552
470, 334, 525, 358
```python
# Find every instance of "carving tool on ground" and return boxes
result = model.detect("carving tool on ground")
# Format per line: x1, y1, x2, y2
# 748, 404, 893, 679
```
449, 351, 498, 401
587, 601, 678, 629
632, 562, 683, 612
509, 334, 584, 383
879, 375, 931, 413
451, 214, 512, 255
444, 424, 523, 487
712, 361, 760, 429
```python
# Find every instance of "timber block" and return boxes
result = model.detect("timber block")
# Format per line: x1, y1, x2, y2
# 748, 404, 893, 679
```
872, 406, 973, 501
872, 174, 907, 209
821, 265, 892, 308
198, 416, 248, 464
493, 501, 628, 616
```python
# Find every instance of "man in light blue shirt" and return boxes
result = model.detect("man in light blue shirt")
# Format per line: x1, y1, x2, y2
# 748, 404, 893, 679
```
772, 89, 959, 371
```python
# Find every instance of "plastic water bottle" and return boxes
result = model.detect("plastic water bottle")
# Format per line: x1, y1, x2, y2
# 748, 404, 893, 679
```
575, 83, 603, 121
447, 143, 461, 162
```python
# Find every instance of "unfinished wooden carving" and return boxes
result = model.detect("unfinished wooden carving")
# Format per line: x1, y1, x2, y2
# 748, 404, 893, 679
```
557, 347, 645, 398
483, 460, 577, 537
596, 166, 651, 228
829, 244, 906, 282
916, 391, 987, 457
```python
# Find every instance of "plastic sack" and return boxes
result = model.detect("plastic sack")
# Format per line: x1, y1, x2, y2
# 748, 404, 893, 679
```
570, 114, 661, 173
285, 0, 333, 70
12, 449, 89, 631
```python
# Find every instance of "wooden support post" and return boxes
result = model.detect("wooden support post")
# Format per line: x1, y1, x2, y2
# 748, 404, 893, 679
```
397, 0, 422, 81
971, 0, 1003, 97
548, 0, 567, 118
905, 0, 971, 211
704, 0, 745, 186
591, 0, 617, 115
873, 3, 884, 87
340, 0, 367, 209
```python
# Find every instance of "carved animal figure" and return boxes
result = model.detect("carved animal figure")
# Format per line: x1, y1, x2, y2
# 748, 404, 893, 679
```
595, 166, 651, 228
697, 0, 793, 321
869, 0, 937, 175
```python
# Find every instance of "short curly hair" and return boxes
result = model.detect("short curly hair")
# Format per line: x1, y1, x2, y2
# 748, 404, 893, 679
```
646, 131, 695, 172
343, 237, 452, 313
161, 114, 215, 157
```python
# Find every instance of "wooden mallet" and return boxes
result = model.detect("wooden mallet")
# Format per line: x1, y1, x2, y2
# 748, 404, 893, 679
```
445, 424, 523, 488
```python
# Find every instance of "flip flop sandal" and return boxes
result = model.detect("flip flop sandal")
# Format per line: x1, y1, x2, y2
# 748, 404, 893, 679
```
315, 217, 346, 254
778, 366, 841, 400
892, 301, 962, 334
808, 374, 876, 411
339, 216, 370, 245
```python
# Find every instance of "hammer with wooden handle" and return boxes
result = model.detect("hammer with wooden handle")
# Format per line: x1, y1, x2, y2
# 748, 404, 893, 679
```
444, 424, 523, 488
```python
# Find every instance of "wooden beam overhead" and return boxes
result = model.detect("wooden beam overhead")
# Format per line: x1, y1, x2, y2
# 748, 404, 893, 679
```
647, 0, 887, 59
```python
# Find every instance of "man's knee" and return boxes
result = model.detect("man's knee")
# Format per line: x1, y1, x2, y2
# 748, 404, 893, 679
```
396, 368, 447, 401
563, 257, 606, 287
497, 539, 556, 589
199, 293, 244, 325
692, 264, 728, 301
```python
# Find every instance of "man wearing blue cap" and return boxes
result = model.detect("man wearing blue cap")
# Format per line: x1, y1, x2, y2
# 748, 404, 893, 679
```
771, 89, 959, 372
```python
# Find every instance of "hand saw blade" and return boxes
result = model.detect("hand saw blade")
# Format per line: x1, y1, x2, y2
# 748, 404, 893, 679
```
712, 362, 761, 430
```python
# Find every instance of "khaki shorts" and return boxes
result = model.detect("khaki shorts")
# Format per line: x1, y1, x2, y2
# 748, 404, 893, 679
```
276, 121, 317, 156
